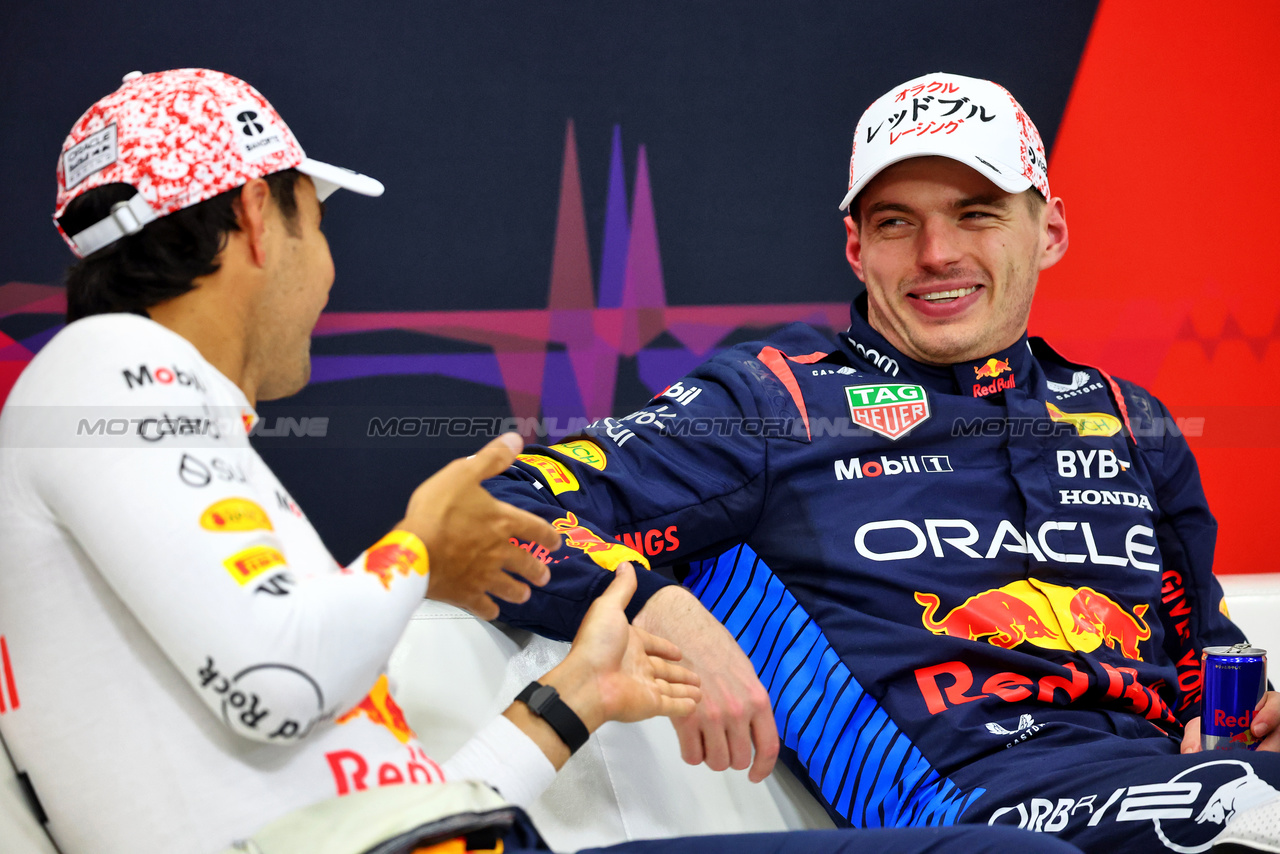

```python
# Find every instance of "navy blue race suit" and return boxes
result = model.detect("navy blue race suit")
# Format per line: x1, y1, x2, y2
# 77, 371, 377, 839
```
486, 295, 1280, 853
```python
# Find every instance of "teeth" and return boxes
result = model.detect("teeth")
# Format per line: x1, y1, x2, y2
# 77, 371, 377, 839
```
920, 286, 979, 301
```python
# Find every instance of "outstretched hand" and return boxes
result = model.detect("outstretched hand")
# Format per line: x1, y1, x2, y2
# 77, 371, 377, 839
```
397, 433, 561, 620
541, 562, 701, 732
505, 562, 701, 771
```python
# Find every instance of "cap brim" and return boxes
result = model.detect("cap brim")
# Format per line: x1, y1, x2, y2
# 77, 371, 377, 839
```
838, 150, 1032, 211
297, 157, 385, 201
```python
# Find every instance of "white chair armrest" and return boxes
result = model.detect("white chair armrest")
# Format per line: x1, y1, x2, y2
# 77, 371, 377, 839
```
389, 601, 831, 850
1218, 573, 1280, 657
0, 736, 59, 854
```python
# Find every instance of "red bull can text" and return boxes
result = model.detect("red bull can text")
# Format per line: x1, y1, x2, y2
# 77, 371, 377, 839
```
1202, 643, 1267, 750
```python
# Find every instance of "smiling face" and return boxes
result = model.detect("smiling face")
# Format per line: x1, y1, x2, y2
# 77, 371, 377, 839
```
845, 156, 1068, 366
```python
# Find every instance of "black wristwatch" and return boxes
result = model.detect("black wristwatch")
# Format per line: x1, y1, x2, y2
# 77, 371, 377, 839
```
515, 681, 590, 754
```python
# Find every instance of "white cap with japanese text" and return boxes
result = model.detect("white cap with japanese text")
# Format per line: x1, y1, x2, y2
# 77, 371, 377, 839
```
839, 72, 1050, 211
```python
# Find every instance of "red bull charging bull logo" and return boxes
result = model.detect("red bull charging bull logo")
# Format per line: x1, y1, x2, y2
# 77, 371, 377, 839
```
915, 579, 1151, 661
972, 358, 1015, 397
974, 358, 1011, 379
362, 531, 429, 590
335, 674, 417, 744
553, 511, 650, 570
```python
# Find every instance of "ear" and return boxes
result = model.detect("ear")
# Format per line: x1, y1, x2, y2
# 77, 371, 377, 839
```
231, 178, 273, 268
1038, 196, 1069, 272
844, 214, 866, 281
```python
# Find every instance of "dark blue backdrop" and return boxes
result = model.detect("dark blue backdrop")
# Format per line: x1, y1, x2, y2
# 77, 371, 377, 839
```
0, 1, 1098, 561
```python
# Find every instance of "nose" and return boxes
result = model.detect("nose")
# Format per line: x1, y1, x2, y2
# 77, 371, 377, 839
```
915, 216, 964, 273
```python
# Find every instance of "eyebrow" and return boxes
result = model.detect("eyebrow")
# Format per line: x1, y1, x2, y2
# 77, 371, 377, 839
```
955, 193, 1011, 210
865, 201, 916, 217
866, 194, 1013, 218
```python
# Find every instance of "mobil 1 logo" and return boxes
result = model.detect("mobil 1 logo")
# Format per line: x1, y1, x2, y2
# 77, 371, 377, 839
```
836, 454, 953, 480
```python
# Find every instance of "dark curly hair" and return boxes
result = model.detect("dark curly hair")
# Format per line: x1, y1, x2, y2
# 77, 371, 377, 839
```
57, 169, 303, 323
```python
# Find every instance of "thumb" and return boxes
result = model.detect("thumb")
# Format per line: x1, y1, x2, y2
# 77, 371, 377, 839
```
597, 561, 639, 611
469, 432, 524, 480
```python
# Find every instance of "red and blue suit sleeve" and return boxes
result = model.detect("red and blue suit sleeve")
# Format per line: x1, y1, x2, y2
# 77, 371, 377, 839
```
484, 345, 792, 640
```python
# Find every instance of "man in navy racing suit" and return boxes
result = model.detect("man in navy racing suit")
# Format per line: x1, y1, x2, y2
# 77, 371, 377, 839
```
485, 71, 1280, 853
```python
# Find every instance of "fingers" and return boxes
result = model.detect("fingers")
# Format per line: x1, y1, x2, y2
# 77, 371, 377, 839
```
672, 715, 706, 768
503, 504, 562, 553
637, 626, 685, 662
747, 711, 781, 782
657, 695, 699, 719
726, 715, 754, 772
1253, 692, 1280, 736
425, 573, 502, 621
648, 656, 700, 688
482, 567, 533, 606
657, 680, 702, 702
1259, 729, 1280, 752
1181, 716, 1202, 754
501, 540, 552, 587
597, 561, 639, 610
1253, 693, 1280, 751
699, 717, 733, 772
460, 593, 500, 622
468, 433, 525, 480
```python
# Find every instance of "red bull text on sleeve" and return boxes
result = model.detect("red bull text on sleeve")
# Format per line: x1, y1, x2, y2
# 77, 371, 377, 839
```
1202, 643, 1267, 750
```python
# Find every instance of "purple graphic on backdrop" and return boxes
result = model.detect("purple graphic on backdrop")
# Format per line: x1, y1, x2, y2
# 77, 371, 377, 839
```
0, 123, 848, 424
309, 122, 847, 433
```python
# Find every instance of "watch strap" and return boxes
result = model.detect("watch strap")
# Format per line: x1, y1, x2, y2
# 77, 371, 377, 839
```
515, 680, 590, 754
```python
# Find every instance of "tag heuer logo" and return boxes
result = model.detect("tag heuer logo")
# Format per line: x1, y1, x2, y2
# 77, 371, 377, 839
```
845, 384, 930, 440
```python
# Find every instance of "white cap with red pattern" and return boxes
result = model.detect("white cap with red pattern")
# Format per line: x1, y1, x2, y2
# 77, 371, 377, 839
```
55, 68, 384, 258
839, 72, 1050, 212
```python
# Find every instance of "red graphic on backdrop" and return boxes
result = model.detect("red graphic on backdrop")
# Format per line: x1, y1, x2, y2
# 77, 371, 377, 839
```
1035, 0, 1280, 574
2, 124, 849, 429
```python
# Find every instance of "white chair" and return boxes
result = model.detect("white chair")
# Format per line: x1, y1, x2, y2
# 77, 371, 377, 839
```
5, 574, 1279, 854
0, 740, 58, 853
1219, 575, 1280, 656
387, 603, 834, 852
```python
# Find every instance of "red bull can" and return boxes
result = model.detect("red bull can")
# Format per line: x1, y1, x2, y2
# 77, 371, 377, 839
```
1201, 643, 1267, 750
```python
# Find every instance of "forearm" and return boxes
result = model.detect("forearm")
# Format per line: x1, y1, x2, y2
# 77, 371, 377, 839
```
440, 715, 556, 807
500, 654, 607, 770
634, 584, 727, 651
441, 656, 619, 806
465, 564, 702, 782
